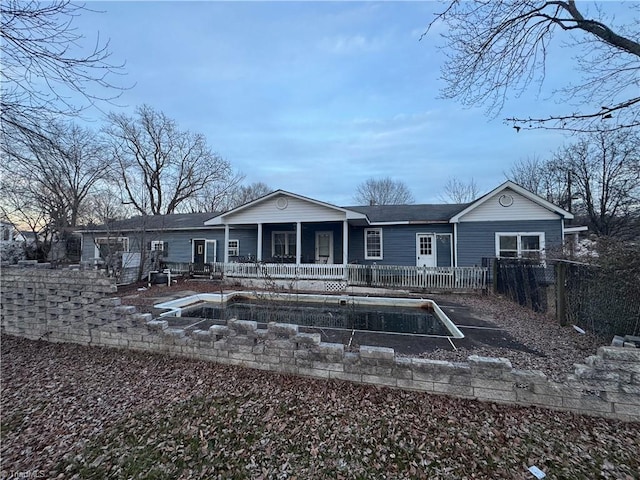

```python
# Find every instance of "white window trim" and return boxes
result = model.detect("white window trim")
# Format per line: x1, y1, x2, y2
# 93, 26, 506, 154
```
364, 228, 383, 260
192, 238, 217, 263
436, 233, 454, 267
271, 231, 296, 257
150, 240, 165, 251
227, 239, 239, 257
94, 237, 129, 258
495, 232, 545, 259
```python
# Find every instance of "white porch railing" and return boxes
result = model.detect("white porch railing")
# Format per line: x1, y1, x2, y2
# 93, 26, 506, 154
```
347, 264, 487, 290
212, 262, 346, 280
202, 262, 487, 290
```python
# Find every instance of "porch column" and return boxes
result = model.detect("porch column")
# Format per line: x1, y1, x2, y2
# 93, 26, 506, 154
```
343, 220, 349, 281
257, 223, 263, 261
342, 220, 349, 265
296, 221, 302, 264
224, 224, 230, 263
453, 223, 458, 267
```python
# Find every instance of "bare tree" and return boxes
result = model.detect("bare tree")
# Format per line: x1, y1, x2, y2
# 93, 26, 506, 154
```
1, 119, 112, 259
105, 105, 235, 215
353, 177, 415, 205
190, 180, 273, 213
184, 171, 246, 213
0, 0, 126, 134
0, 180, 53, 261
554, 130, 640, 237
507, 155, 569, 208
84, 189, 131, 226
423, 1, 640, 132
509, 130, 639, 237
224, 182, 273, 210
439, 177, 479, 203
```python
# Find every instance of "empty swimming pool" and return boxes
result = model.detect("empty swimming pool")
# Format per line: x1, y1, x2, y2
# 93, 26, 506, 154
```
155, 292, 464, 339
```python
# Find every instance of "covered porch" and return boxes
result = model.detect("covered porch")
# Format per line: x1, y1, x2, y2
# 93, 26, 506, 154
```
225, 221, 351, 265
204, 190, 369, 266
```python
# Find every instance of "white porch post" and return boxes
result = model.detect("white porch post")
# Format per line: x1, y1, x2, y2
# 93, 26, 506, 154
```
257, 223, 263, 261
224, 225, 230, 263
343, 220, 349, 280
453, 223, 458, 267
296, 221, 302, 264
342, 220, 349, 264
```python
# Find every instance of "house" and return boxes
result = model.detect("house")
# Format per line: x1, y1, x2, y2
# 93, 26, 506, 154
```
78, 181, 575, 287
1, 221, 26, 244
1, 220, 28, 264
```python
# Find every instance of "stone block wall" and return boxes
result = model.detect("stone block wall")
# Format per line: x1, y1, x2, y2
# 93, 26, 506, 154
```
1, 268, 639, 421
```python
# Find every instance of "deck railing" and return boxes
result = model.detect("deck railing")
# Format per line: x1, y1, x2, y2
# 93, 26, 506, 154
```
169, 262, 488, 290
212, 262, 346, 280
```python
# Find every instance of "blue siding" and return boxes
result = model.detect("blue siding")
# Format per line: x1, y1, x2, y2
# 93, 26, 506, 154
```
437, 235, 452, 267
81, 218, 563, 268
260, 222, 345, 263
349, 225, 454, 266
262, 224, 295, 261
456, 220, 563, 267
301, 222, 344, 263
81, 229, 226, 263
227, 228, 258, 260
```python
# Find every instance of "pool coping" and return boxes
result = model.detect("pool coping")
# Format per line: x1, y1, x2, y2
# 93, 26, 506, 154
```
153, 291, 464, 339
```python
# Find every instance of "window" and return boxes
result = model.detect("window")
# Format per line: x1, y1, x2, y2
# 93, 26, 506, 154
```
436, 234, 453, 267
94, 237, 129, 259
272, 232, 296, 257
150, 241, 165, 251
419, 235, 432, 255
365, 228, 383, 260
228, 239, 239, 257
496, 233, 544, 259
149, 240, 168, 257
1, 224, 12, 242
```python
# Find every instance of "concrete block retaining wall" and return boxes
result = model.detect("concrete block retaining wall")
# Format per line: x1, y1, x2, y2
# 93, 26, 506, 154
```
1, 268, 639, 421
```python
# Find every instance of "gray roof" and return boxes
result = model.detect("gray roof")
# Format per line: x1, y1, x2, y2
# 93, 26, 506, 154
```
344, 203, 470, 223
80, 202, 470, 233
81, 212, 220, 232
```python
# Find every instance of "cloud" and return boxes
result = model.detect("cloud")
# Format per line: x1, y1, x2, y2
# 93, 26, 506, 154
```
318, 34, 385, 55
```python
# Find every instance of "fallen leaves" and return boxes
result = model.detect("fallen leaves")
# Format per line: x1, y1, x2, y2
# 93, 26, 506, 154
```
1, 335, 638, 480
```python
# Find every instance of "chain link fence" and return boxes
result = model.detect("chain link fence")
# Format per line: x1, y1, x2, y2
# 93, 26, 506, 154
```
564, 262, 640, 337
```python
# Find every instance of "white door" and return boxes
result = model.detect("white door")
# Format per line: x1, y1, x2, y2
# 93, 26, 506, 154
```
315, 231, 333, 263
416, 234, 436, 267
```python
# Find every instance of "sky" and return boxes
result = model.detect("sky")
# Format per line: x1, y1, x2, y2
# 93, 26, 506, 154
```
67, 1, 626, 206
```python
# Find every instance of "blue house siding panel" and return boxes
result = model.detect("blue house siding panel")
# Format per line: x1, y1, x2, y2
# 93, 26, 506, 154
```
258, 223, 344, 263
456, 220, 563, 267
349, 224, 454, 266
307, 222, 344, 263
262, 224, 295, 261
81, 229, 227, 263
161, 230, 224, 262
227, 228, 258, 260
436, 235, 453, 267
